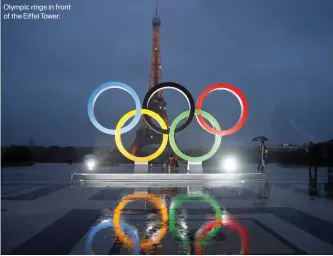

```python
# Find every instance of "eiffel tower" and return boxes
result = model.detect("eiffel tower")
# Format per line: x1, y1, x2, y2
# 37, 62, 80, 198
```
129, 2, 169, 156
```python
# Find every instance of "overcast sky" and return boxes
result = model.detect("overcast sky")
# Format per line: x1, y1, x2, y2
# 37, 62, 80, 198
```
2, 0, 333, 149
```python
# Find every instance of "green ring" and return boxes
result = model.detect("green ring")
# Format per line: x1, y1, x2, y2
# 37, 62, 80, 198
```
169, 109, 222, 162
169, 193, 222, 244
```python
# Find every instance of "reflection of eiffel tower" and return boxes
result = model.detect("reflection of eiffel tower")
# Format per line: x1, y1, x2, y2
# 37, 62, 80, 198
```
130, 2, 169, 156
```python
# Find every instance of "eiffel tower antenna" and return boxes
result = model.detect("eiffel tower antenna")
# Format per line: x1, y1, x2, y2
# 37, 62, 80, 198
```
155, 0, 158, 16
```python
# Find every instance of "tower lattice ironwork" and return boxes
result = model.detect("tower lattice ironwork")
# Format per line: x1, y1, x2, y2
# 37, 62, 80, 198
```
130, 2, 169, 156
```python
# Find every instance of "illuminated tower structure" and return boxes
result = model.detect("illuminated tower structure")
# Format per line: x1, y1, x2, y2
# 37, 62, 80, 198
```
130, 3, 169, 156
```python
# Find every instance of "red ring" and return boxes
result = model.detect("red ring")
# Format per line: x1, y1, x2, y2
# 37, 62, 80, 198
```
196, 83, 248, 136
195, 219, 249, 255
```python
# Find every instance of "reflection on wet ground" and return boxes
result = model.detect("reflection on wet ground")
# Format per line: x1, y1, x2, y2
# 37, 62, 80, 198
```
1, 163, 333, 254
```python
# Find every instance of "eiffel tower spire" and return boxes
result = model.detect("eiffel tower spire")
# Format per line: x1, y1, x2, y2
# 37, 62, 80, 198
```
155, 0, 158, 16
129, 3, 169, 156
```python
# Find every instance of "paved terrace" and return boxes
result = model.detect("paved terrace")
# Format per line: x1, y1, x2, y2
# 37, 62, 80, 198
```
1, 163, 333, 254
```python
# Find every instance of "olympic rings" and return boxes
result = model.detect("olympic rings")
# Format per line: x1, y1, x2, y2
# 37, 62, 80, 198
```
169, 109, 222, 162
195, 219, 249, 255
88, 81, 248, 162
196, 83, 248, 136
84, 219, 140, 255
169, 193, 222, 243
113, 193, 168, 249
87, 81, 141, 135
115, 109, 168, 162
142, 82, 196, 135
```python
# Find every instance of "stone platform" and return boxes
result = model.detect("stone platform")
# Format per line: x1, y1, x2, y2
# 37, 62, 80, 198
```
1, 163, 333, 254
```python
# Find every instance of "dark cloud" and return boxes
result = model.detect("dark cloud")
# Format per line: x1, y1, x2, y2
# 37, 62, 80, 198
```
2, 0, 333, 148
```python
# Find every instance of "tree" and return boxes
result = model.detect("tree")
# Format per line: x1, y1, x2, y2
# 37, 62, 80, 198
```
3, 145, 34, 165
63, 146, 78, 163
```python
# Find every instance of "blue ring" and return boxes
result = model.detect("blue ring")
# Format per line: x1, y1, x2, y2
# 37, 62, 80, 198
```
85, 219, 140, 255
87, 81, 141, 135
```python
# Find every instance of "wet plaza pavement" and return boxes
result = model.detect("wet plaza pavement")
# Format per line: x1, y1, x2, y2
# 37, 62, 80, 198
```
1, 163, 333, 254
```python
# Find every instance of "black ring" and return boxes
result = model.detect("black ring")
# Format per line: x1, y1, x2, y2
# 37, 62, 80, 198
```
142, 82, 195, 135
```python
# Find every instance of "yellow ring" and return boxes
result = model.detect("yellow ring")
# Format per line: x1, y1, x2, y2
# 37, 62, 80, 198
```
115, 109, 168, 162
113, 193, 168, 249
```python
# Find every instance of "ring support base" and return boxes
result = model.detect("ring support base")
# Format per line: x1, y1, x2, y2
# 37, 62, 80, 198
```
187, 161, 203, 173
71, 173, 267, 187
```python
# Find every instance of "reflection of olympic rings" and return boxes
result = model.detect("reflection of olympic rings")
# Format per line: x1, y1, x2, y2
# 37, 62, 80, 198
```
85, 192, 249, 254
169, 194, 222, 243
195, 219, 249, 255
115, 109, 168, 162
113, 193, 168, 249
88, 81, 248, 162
142, 82, 196, 134
169, 109, 222, 162
84, 219, 140, 255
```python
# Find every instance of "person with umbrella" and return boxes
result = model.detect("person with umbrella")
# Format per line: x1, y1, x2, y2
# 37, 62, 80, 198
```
306, 141, 319, 179
252, 136, 269, 173
258, 141, 268, 173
